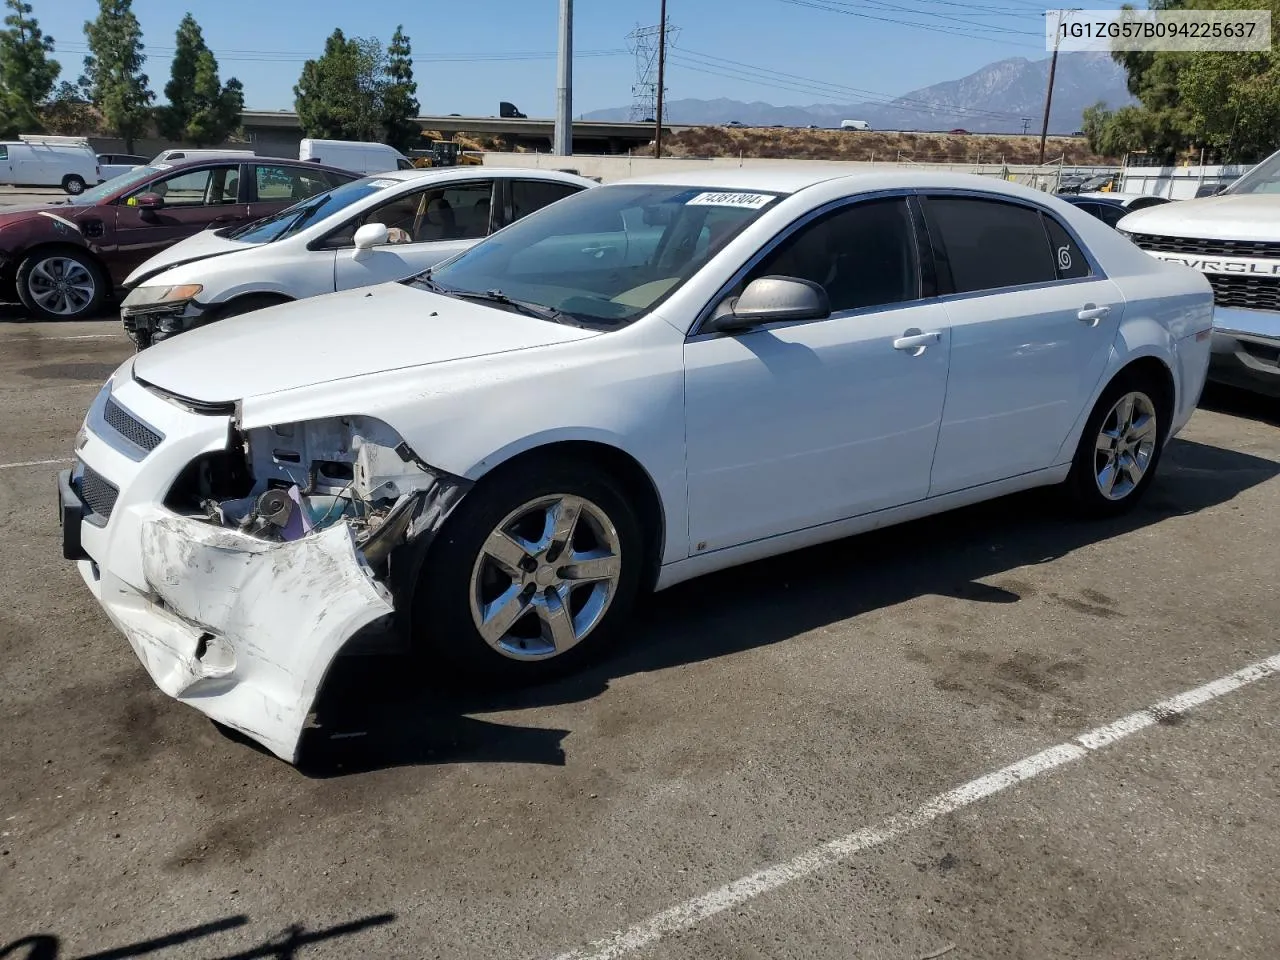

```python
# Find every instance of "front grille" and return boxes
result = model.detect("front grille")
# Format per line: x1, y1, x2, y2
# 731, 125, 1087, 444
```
103, 396, 162, 451
1129, 233, 1280, 259
1206, 273, 1280, 313
80, 466, 119, 520
103, 399, 162, 455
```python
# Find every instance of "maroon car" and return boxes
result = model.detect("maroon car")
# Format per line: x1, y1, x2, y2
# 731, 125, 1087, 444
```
0, 155, 358, 320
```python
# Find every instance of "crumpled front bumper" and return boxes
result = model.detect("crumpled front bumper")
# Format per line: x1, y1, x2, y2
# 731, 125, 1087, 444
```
76, 507, 395, 763
64, 364, 413, 763
121, 298, 214, 346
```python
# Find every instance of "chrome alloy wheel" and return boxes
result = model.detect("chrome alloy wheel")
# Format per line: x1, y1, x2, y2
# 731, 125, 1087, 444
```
468, 494, 623, 660
28, 257, 96, 316
1094, 391, 1158, 501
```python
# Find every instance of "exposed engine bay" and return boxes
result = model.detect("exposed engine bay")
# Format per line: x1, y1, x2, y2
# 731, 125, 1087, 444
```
168, 414, 471, 577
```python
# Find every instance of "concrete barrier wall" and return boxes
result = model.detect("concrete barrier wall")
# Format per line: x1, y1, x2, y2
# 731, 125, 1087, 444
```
479, 152, 1115, 188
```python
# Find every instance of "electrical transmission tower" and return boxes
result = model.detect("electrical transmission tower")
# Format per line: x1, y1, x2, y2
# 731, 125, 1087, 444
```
627, 18, 679, 121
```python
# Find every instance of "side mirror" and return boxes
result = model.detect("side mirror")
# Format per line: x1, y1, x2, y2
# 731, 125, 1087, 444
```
135, 192, 164, 217
705, 276, 830, 333
353, 222, 389, 254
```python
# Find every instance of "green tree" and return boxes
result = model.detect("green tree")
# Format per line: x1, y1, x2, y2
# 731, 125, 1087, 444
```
293, 28, 387, 141
156, 14, 243, 145
41, 80, 99, 135
382, 25, 419, 152
1099, 0, 1280, 162
0, 0, 60, 136
80, 0, 153, 152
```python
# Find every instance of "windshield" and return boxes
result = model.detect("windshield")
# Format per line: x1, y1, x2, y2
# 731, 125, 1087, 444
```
69, 165, 169, 205
414, 183, 782, 326
1223, 149, 1280, 195
221, 177, 399, 244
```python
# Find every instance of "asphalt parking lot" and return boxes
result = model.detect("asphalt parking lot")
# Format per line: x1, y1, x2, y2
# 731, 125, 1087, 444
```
3, 320, 1280, 960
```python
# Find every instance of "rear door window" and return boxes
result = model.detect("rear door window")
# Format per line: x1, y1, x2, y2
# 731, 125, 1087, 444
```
253, 164, 332, 203
922, 196, 1058, 293
509, 179, 584, 224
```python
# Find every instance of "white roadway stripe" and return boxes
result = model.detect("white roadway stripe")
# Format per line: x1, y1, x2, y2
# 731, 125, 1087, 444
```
0, 457, 71, 470
48, 334, 124, 340
549, 652, 1280, 960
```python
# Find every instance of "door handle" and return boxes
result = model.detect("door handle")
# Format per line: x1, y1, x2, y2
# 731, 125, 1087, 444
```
893, 329, 942, 354
212, 215, 242, 223
1077, 303, 1112, 324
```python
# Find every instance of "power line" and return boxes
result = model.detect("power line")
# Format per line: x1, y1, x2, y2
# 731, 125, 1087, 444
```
776, 0, 1043, 48
52, 41, 630, 65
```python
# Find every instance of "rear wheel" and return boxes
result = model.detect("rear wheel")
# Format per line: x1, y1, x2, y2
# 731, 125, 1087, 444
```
16, 249, 106, 321
62, 174, 86, 195
413, 458, 644, 686
1063, 369, 1168, 517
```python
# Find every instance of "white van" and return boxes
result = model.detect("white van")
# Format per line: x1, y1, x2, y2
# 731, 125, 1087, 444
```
299, 138, 414, 175
0, 135, 102, 194
149, 148, 255, 164
840, 119, 871, 131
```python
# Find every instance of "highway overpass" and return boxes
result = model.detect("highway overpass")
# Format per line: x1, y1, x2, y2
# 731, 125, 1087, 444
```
240, 110, 682, 155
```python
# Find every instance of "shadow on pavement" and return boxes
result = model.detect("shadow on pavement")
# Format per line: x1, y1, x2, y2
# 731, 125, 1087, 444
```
1199, 382, 1280, 428
0, 912, 393, 959
297, 437, 1279, 777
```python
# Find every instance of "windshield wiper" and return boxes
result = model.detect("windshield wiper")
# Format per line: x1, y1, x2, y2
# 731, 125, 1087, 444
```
442, 287, 573, 324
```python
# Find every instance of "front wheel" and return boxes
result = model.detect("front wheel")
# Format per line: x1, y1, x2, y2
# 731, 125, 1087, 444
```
16, 250, 107, 320
1062, 370, 1168, 518
413, 459, 644, 686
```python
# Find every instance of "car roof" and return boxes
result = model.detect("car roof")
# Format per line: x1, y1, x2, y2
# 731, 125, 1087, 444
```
610, 166, 1075, 201
363, 166, 597, 185
145, 155, 354, 174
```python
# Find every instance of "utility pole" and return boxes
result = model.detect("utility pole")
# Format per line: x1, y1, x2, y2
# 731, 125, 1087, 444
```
1039, 9, 1078, 165
554, 0, 573, 156
654, 0, 668, 158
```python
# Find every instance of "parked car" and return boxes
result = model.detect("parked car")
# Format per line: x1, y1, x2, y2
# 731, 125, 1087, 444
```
61, 169, 1213, 762
0, 135, 101, 194
298, 138, 415, 175
1060, 193, 1171, 227
96, 153, 150, 180
150, 148, 255, 164
118, 167, 598, 346
0, 155, 358, 321
1117, 146, 1280, 397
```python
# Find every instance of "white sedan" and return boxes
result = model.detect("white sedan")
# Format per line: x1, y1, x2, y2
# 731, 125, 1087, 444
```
63, 168, 1213, 763
117, 166, 598, 346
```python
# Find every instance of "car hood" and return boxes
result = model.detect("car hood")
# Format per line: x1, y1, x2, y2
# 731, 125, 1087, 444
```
130, 282, 602, 403
122, 228, 253, 288
1117, 194, 1280, 241
0, 202, 92, 227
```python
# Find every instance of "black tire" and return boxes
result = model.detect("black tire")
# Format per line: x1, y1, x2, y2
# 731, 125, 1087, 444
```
1062, 368, 1170, 518
62, 174, 86, 195
412, 456, 645, 687
16, 248, 107, 321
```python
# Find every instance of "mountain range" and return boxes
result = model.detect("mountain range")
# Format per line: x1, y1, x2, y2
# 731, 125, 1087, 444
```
584, 52, 1135, 134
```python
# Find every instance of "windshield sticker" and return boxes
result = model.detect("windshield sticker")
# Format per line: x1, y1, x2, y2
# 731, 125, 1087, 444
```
367, 179, 397, 188
686, 192, 776, 210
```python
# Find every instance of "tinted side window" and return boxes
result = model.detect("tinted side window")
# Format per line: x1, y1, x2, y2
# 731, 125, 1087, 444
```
744, 197, 920, 313
510, 180, 583, 223
923, 196, 1056, 293
1041, 212, 1093, 278
0, 145, 9, 161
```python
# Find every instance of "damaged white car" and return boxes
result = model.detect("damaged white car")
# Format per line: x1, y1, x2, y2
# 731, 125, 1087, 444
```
61, 169, 1213, 763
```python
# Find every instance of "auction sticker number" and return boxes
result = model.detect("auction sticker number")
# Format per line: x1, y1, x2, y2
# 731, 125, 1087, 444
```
686, 192, 775, 209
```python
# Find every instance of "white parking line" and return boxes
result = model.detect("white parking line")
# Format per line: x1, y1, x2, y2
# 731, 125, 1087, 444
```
549, 652, 1280, 960
47, 334, 124, 341
0, 457, 71, 470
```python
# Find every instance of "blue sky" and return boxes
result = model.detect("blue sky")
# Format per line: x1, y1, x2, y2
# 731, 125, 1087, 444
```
38, 0, 1056, 117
